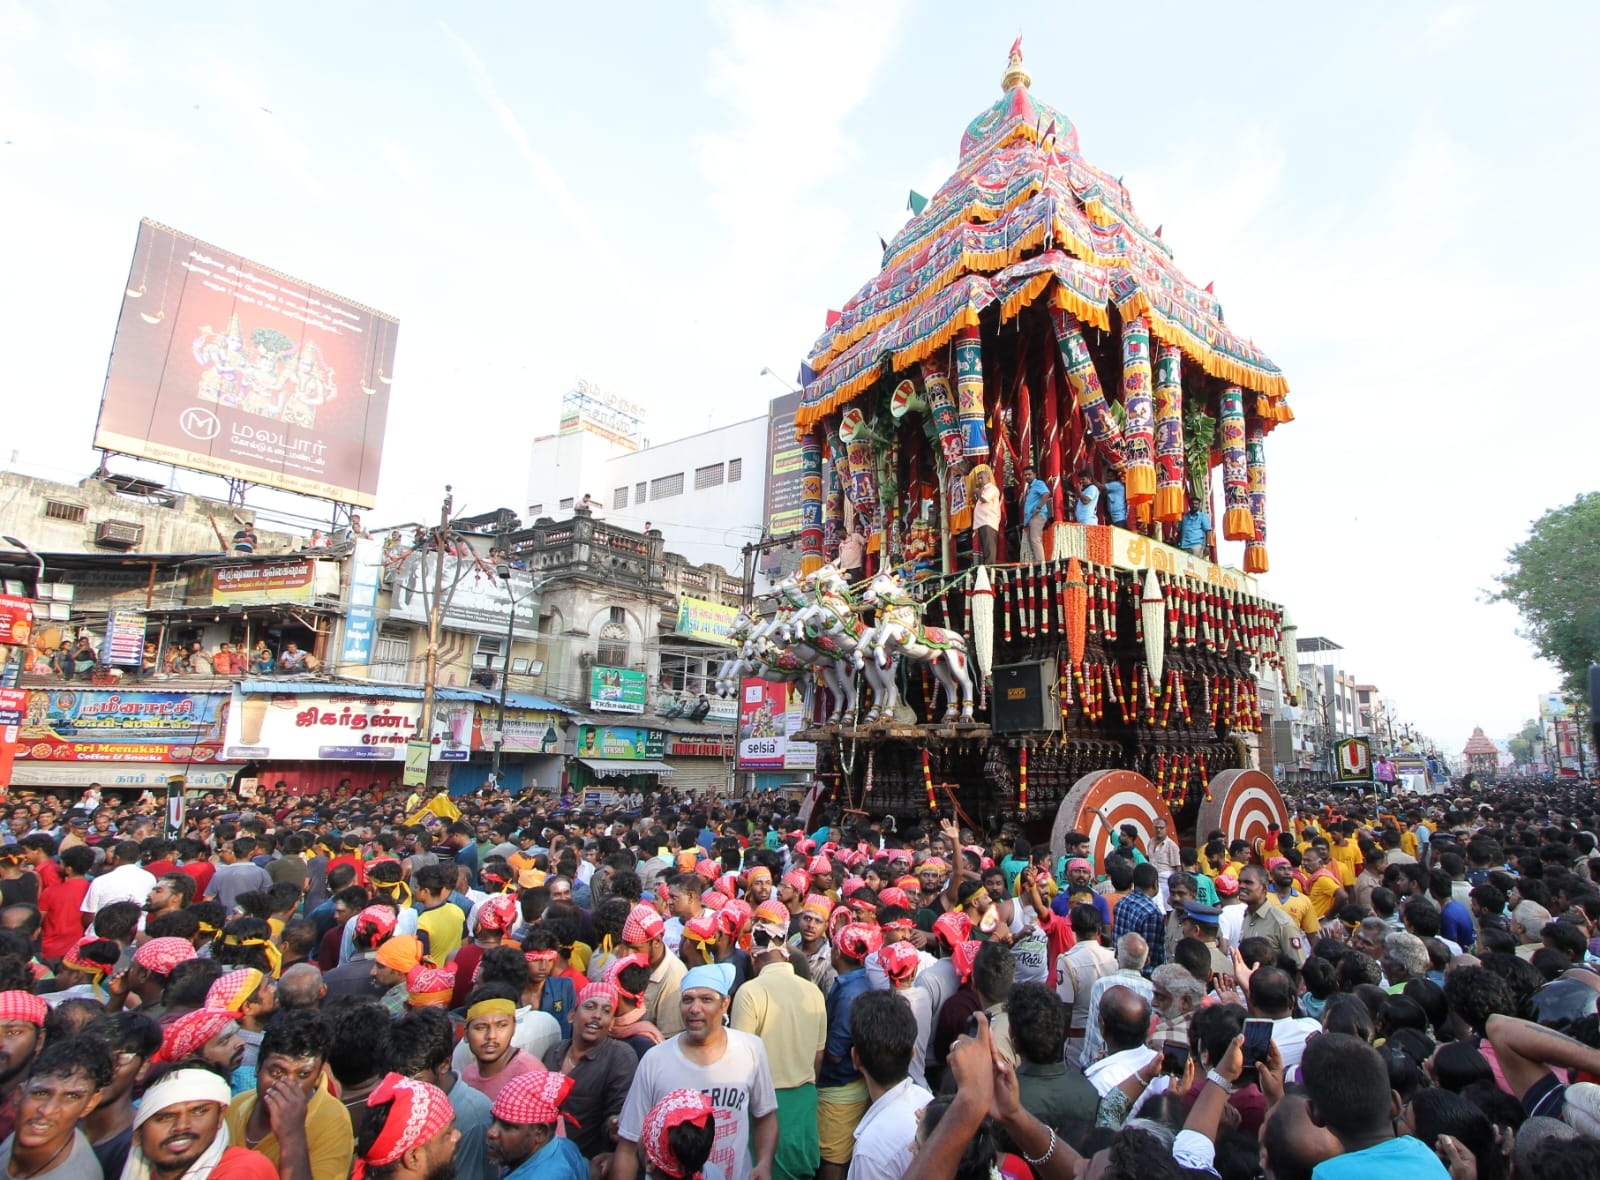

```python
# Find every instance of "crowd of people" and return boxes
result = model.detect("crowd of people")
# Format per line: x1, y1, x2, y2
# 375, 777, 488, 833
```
0, 777, 1597, 1180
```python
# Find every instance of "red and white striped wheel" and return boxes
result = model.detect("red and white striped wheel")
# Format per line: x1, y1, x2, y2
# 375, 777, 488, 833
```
1050, 770, 1176, 868
1195, 769, 1289, 857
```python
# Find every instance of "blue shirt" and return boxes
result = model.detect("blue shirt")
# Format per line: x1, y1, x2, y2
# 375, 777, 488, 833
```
1104, 480, 1127, 524
1311, 1135, 1450, 1180
819, 967, 872, 1087
1179, 509, 1211, 549
1440, 900, 1475, 949
1073, 485, 1100, 524
452, 840, 479, 889
538, 974, 578, 1040
1111, 889, 1166, 968
503, 1134, 588, 1180
1022, 479, 1052, 525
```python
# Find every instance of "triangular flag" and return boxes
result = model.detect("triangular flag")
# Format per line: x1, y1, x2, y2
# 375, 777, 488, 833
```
907, 190, 928, 215
825, 310, 842, 328
1154, 224, 1163, 238
1204, 281, 1215, 293
878, 235, 889, 253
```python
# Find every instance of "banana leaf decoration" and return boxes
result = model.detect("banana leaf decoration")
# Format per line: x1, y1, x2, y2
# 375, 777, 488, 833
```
1183, 405, 1217, 507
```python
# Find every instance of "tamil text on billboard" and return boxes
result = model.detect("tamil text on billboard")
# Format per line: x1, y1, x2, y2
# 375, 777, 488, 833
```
590, 667, 646, 714
674, 597, 741, 647
762, 392, 804, 580
17, 689, 228, 763
94, 219, 398, 507
212, 557, 327, 606
224, 689, 420, 761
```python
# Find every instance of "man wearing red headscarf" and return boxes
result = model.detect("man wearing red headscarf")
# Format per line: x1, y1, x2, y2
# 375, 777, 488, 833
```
351, 1073, 457, 1180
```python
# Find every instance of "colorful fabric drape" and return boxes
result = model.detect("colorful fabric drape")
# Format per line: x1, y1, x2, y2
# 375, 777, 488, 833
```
1218, 387, 1254, 541
922, 360, 965, 468
1120, 316, 1156, 504
799, 431, 825, 574
822, 434, 845, 551
1039, 336, 1065, 525
1049, 306, 1124, 464
1245, 423, 1269, 573
955, 326, 989, 457
1152, 343, 1186, 523
829, 426, 853, 508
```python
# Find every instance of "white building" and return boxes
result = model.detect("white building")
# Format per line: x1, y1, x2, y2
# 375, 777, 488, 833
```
527, 384, 768, 574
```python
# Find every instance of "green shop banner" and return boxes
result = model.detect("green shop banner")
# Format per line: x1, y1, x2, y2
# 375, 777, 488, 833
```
589, 666, 646, 714
576, 725, 665, 760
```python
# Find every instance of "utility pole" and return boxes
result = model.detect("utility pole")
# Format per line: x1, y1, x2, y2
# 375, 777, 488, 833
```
417, 486, 454, 743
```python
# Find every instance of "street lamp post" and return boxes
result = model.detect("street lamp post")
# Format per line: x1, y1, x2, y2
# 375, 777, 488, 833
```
1, 537, 44, 589
490, 564, 546, 790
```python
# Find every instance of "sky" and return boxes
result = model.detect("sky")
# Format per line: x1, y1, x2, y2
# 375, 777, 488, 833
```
2, 0, 1596, 754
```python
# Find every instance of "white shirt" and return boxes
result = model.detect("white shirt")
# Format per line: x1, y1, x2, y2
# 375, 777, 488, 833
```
915, 957, 960, 1026
1270, 1016, 1323, 1072
1218, 901, 1245, 950
848, 1077, 932, 1180
80, 862, 156, 914
865, 946, 934, 992
1083, 1045, 1158, 1097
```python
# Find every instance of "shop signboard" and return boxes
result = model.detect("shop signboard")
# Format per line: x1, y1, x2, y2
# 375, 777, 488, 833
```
576, 726, 664, 760
387, 553, 540, 638
430, 699, 475, 761
0, 687, 25, 788
16, 689, 228, 762
673, 597, 741, 647
341, 538, 384, 665
495, 708, 564, 754
211, 558, 320, 606
0, 595, 34, 648
224, 688, 421, 761
735, 677, 815, 771
590, 667, 646, 714
103, 610, 148, 667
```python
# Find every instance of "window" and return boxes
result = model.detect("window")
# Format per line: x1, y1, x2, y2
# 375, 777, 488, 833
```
635, 481, 647, 503
660, 651, 713, 695
43, 501, 86, 523
694, 463, 724, 490
728, 458, 742, 482
609, 606, 627, 625
528, 504, 543, 517
613, 486, 629, 509
369, 627, 412, 684
597, 621, 630, 668
650, 473, 684, 500
559, 497, 574, 511
473, 635, 504, 669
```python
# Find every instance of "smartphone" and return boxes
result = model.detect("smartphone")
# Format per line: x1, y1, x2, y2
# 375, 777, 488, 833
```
1160, 1043, 1190, 1076
1242, 1019, 1273, 1068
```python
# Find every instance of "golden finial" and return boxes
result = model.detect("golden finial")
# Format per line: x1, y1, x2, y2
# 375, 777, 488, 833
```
1001, 36, 1031, 92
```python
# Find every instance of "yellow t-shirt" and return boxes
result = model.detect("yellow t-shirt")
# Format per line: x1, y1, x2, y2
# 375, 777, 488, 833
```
1273, 891, 1321, 935
416, 903, 465, 962
1307, 871, 1343, 919
1327, 842, 1359, 888
730, 961, 827, 1089
226, 1086, 352, 1180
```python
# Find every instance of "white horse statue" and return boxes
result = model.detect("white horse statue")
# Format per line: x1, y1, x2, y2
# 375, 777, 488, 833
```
855, 570, 976, 724
775, 564, 866, 724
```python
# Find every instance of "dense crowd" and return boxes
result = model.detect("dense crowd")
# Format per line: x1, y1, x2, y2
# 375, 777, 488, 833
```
0, 777, 1598, 1180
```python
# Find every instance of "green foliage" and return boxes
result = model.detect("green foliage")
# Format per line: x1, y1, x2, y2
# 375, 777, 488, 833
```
1182, 407, 1216, 505
1492, 492, 1600, 697
1508, 718, 1540, 766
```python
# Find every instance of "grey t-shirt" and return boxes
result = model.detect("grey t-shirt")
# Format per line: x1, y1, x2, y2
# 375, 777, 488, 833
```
0, 1131, 102, 1180
205, 861, 274, 911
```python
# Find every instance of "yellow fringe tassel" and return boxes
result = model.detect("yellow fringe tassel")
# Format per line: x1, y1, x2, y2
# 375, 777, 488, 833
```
1223, 507, 1257, 543
1124, 464, 1157, 504
1153, 486, 1185, 524
1244, 548, 1269, 574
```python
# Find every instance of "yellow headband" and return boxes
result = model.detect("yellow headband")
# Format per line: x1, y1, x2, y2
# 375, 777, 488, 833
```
223, 936, 283, 978
467, 998, 517, 1021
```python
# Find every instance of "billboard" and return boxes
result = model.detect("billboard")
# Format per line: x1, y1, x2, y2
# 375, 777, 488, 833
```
341, 538, 385, 666
0, 596, 33, 648
388, 554, 540, 639
674, 597, 741, 647
94, 219, 398, 507
1334, 737, 1372, 782
103, 610, 148, 667
212, 557, 324, 606
16, 689, 228, 763
590, 667, 646, 714
494, 708, 564, 754
224, 689, 420, 761
762, 392, 804, 580
576, 725, 665, 760
736, 677, 815, 771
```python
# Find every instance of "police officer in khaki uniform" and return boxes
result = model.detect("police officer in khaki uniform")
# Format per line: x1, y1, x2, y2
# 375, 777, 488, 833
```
1179, 901, 1235, 983
1236, 864, 1308, 967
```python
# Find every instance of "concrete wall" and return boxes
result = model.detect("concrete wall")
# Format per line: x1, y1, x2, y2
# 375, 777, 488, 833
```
0, 472, 300, 555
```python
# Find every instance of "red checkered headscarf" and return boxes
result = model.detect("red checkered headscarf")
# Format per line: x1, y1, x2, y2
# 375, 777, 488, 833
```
841, 876, 866, 897
491, 1069, 577, 1127
780, 870, 810, 896
801, 894, 832, 919
642, 1089, 715, 1180
0, 991, 46, 1026
699, 890, 729, 912
578, 981, 618, 1010
752, 901, 790, 932
622, 904, 665, 946
134, 937, 197, 977
604, 954, 650, 1003
477, 894, 520, 935
718, 900, 751, 939
205, 968, 265, 1012
877, 887, 912, 911
807, 855, 833, 876
745, 866, 772, 887
932, 911, 973, 950
354, 1073, 454, 1180
407, 965, 456, 1007
155, 1008, 236, 1063
682, 913, 720, 953
879, 941, 920, 983
712, 874, 737, 899
694, 859, 718, 881
952, 939, 982, 983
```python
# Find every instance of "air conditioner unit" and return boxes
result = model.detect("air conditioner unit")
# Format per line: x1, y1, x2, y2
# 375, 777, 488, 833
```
991, 660, 1060, 733
95, 520, 145, 549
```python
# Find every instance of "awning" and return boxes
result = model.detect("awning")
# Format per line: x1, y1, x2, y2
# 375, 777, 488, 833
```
576, 758, 674, 779
6, 763, 245, 790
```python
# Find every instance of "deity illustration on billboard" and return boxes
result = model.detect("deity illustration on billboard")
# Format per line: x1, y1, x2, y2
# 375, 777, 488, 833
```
193, 316, 337, 429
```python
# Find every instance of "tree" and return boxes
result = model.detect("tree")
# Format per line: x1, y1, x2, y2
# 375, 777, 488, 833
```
1492, 492, 1600, 698
1507, 718, 1541, 767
